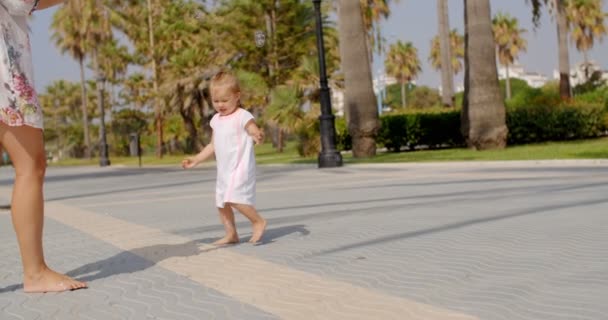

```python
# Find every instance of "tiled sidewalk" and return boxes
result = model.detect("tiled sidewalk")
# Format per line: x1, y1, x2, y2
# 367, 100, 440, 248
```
1, 162, 607, 319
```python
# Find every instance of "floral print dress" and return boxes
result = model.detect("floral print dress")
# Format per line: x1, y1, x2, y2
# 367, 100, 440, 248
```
0, 0, 42, 129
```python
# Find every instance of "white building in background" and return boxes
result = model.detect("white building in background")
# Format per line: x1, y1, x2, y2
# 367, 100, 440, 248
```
373, 73, 398, 91
553, 60, 608, 86
373, 72, 399, 114
497, 63, 550, 88
299, 86, 344, 117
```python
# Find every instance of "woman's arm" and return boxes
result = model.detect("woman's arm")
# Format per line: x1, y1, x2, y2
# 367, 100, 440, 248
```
0, 0, 62, 15
36, 0, 64, 10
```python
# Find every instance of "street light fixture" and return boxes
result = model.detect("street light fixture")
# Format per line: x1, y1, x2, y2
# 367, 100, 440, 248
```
313, 0, 342, 168
97, 74, 110, 167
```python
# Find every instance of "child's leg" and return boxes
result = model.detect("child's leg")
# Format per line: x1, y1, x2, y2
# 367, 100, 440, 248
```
229, 203, 266, 243
213, 206, 239, 245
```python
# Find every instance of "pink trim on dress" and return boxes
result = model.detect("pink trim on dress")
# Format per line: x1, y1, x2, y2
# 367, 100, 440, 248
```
223, 110, 245, 204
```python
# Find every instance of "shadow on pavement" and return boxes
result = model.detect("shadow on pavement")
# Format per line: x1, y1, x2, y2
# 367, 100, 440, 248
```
195, 224, 310, 246
16, 224, 309, 285
312, 196, 608, 257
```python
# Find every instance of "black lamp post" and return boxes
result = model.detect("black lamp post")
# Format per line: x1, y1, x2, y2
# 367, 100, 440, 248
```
97, 75, 110, 167
313, 0, 342, 168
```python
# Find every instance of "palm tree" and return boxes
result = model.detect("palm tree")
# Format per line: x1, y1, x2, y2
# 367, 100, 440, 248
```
265, 85, 306, 137
109, 0, 170, 157
39, 80, 85, 158
492, 12, 528, 100
51, 0, 91, 158
385, 41, 422, 108
529, 0, 572, 99
462, 0, 507, 150
429, 30, 465, 75
338, 0, 379, 157
214, 0, 324, 152
98, 39, 131, 110
292, 55, 343, 104
121, 73, 149, 110
565, 0, 607, 80
359, 0, 401, 57
157, 2, 216, 152
110, 0, 213, 157
437, 0, 454, 107
39, 80, 81, 157
146, 0, 163, 158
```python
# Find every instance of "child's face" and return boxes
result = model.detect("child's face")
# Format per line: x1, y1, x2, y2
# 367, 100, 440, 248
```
211, 86, 240, 116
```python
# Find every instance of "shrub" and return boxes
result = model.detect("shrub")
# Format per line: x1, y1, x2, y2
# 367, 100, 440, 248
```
335, 117, 351, 151
338, 103, 607, 152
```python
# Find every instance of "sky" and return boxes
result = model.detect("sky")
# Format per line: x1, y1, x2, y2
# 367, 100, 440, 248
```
30, 0, 608, 92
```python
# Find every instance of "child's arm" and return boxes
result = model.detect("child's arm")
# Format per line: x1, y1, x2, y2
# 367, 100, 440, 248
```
245, 120, 264, 145
182, 140, 215, 169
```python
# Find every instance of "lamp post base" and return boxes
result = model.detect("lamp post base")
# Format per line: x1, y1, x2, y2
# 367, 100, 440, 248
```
99, 158, 111, 167
318, 151, 343, 168
99, 144, 111, 167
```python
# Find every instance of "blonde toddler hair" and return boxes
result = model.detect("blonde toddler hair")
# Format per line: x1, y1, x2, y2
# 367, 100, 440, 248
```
210, 71, 240, 94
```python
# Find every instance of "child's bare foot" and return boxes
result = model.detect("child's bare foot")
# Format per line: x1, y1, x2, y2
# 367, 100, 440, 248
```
249, 219, 267, 243
212, 235, 239, 246
23, 267, 87, 293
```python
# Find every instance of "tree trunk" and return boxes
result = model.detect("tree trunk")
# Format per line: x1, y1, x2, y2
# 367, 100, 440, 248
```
277, 128, 284, 153
180, 107, 198, 154
197, 89, 211, 146
203, 89, 213, 145
401, 82, 406, 108
556, 0, 572, 99
438, 0, 454, 107
265, 7, 276, 84
54, 104, 61, 156
265, 2, 283, 152
338, 0, 379, 157
147, 0, 163, 158
79, 58, 91, 159
583, 50, 590, 81
461, 0, 508, 150
506, 65, 511, 100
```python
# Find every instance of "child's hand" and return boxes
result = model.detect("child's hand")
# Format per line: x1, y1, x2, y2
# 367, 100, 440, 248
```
251, 130, 264, 145
245, 119, 264, 145
181, 157, 197, 169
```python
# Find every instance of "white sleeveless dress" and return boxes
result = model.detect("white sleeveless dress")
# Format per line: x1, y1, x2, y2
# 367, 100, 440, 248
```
0, 0, 43, 129
210, 108, 256, 208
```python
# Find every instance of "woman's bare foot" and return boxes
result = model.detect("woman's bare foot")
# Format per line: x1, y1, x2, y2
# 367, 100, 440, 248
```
249, 219, 267, 243
212, 235, 239, 246
23, 267, 87, 293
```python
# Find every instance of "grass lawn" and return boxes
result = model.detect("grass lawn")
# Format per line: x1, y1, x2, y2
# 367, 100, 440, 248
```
48, 137, 608, 167
344, 137, 608, 163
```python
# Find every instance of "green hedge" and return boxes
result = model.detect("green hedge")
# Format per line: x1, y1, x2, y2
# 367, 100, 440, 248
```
506, 104, 607, 144
336, 104, 608, 152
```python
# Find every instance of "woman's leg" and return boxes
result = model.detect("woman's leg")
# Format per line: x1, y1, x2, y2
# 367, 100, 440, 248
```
0, 123, 86, 292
